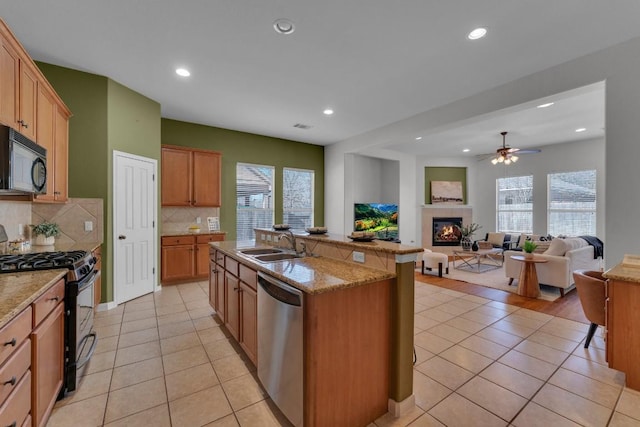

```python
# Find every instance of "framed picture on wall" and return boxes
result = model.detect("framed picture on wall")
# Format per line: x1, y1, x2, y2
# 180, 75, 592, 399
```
431, 181, 464, 204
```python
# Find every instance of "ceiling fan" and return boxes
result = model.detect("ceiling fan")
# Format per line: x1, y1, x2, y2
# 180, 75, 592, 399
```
478, 131, 541, 164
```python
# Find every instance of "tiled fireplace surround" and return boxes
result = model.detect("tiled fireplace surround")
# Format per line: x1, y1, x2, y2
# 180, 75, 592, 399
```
422, 206, 473, 254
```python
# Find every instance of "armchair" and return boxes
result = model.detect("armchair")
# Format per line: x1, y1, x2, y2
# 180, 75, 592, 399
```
572, 270, 606, 348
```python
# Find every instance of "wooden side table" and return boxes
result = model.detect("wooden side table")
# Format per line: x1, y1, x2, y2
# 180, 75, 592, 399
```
510, 255, 548, 298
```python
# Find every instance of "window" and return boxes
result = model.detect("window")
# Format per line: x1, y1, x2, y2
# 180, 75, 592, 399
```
548, 170, 596, 236
236, 163, 274, 241
497, 175, 533, 233
283, 168, 314, 229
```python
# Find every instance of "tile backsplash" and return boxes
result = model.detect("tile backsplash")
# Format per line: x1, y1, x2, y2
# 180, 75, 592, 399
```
161, 206, 220, 234
0, 200, 32, 241
0, 198, 103, 245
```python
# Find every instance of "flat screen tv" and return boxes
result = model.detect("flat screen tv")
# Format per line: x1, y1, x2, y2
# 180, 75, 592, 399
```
354, 203, 398, 239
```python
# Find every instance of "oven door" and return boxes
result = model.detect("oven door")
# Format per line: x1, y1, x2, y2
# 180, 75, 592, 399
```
64, 269, 100, 394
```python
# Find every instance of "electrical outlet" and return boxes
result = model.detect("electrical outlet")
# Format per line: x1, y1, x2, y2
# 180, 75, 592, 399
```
84, 221, 93, 232
196, 217, 202, 224
352, 251, 365, 263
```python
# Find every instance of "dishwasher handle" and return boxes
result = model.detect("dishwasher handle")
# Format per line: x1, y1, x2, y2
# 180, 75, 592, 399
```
258, 272, 302, 307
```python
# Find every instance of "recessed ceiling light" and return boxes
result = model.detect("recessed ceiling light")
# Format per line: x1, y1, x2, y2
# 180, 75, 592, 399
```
415, 136, 422, 141
463, 149, 470, 152
537, 102, 554, 108
575, 128, 587, 132
323, 108, 334, 116
467, 27, 487, 40
175, 68, 190, 77
273, 18, 295, 35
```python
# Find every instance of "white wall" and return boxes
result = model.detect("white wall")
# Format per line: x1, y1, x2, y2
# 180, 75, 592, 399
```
327, 35, 640, 266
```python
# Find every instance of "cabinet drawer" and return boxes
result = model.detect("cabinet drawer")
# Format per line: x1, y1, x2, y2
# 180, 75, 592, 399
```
225, 257, 239, 277
0, 369, 30, 427
162, 235, 196, 246
197, 234, 225, 244
212, 250, 225, 265
239, 264, 257, 291
0, 339, 30, 405
33, 278, 65, 326
0, 307, 31, 367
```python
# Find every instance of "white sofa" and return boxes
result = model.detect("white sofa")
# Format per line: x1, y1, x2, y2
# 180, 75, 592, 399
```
504, 237, 602, 297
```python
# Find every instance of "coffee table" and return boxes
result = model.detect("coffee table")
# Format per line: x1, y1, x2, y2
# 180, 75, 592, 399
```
452, 248, 503, 273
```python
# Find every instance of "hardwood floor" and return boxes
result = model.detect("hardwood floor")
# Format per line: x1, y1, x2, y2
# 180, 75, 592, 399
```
415, 271, 588, 324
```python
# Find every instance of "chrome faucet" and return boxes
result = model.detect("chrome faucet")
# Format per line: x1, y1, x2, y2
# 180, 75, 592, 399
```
279, 230, 297, 252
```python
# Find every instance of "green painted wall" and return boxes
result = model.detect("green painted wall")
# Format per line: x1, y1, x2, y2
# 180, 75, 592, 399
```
37, 63, 161, 303
424, 167, 468, 204
161, 119, 325, 240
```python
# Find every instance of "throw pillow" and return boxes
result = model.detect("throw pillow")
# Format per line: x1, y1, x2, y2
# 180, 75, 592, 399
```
487, 232, 505, 247
533, 241, 551, 253
517, 234, 542, 248
544, 239, 567, 256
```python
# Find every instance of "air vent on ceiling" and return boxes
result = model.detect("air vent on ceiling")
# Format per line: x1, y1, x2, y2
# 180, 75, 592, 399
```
293, 123, 313, 130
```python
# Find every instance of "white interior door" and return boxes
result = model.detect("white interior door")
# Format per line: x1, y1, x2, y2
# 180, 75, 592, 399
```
113, 150, 157, 304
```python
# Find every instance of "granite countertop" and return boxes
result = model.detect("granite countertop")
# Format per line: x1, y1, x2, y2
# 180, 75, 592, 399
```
0, 269, 68, 329
212, 241, 396, 294
254, 228, 423, 255
604, 258, 640, 283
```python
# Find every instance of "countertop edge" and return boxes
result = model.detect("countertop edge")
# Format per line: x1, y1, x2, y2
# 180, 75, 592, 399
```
0, 269, 68, 329
603, 263, 640, 283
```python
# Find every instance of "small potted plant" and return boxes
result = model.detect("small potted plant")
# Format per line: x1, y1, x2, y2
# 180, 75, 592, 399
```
522, 240, 538, 258
31, 221, 60, 246
458, 223, 482, 251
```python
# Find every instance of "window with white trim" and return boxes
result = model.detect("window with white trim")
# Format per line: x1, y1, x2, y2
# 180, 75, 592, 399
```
548, 170, 596, 236
283, 168, 314, 229
496, 175, 533, 233
236, 163, 274, 241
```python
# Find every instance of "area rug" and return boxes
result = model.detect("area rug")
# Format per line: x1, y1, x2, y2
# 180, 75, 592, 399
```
422, 265, 561, 301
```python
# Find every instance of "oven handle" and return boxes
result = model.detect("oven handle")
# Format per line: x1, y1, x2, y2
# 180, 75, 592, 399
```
76, 332, 98, 369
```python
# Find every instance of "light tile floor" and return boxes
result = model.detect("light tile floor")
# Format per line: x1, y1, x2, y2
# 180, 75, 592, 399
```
47, 280, 640, 426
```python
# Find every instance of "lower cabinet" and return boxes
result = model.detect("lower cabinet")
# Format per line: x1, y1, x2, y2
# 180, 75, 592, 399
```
0, 277, 64, 427
161, 234, 225, 284
208, 255, 257, 365
31, 302, 64, 427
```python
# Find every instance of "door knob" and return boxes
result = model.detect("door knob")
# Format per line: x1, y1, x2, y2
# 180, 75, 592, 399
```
118, 235, 126, 240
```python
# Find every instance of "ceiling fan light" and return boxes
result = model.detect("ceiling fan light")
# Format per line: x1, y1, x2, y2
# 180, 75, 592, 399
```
511, 155, 519, 162
491, 158, 498, 165
504, 158, 512, 165
498, 156, 504, 163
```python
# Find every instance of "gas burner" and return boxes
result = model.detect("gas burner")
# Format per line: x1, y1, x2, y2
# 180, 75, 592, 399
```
0, 250, 94, 281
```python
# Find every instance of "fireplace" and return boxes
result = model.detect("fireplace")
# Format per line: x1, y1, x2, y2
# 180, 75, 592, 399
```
432, 217, 463, 246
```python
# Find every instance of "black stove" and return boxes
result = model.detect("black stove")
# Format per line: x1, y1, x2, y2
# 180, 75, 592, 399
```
0, 250, 95, 281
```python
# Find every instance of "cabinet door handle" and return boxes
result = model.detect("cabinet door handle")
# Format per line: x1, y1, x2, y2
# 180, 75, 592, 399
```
118, 235, 127, 240
3, 338, 16, 347
17, 119, 28, 128
2, 376, 16, 386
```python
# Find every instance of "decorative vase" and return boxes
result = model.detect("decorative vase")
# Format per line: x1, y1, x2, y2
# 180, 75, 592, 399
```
461, 237, 472, 251
471, 241, 479, 251
34, 235, 55, 246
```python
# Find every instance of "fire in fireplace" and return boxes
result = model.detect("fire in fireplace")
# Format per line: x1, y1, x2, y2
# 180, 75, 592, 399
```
433, 217, 463, 246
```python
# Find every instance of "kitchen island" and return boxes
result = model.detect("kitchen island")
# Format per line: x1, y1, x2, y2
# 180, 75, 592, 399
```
211, 232, 422, 425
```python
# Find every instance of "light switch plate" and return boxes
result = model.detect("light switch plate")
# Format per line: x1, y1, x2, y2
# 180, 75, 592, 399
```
352, 251, 365, 263
84, 221, 93, 232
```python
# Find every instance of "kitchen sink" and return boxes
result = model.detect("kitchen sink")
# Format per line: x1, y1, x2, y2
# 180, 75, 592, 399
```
239, 248, 284, 255
253, 253, 303, 262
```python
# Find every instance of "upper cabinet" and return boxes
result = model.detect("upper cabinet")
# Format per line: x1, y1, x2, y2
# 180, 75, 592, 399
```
0, 19, 71, 202
161, 145, 222, 207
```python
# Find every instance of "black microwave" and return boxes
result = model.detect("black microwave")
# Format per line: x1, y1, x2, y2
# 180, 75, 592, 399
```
0, 125, 47, 194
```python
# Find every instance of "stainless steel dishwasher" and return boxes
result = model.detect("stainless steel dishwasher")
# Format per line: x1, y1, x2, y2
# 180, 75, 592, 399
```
257, 271, 304, 427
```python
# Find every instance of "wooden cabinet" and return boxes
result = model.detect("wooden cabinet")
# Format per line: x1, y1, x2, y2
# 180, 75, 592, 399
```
93, 246, 102, 309
208, 254, 258, 364
31, 302, 64, 427
161, 234, 225, 284
33, 82, 70, 203
209, 249, 225, 321
605, 278, 640, 390
161, 145, 222, 207
0, 276, 65, 427
1, 18, 71, 202
161, 235, 196, 283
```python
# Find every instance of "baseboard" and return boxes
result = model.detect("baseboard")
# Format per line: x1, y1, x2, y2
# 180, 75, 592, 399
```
96, 301, 118, 312
388, 394, 415, 417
